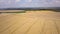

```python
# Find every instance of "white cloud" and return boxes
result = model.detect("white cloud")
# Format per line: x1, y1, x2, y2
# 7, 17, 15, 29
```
15, 0, 21, 2
8, 0, 11, 4
28, 0, 32, 2
0, 0, 4, 2
24, 0, 32, 2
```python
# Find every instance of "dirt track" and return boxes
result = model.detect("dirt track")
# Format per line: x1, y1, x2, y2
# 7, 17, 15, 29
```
0, 10, 60, 34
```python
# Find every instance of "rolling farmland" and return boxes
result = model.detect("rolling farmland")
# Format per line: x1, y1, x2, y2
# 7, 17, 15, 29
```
0, 10, 60, 34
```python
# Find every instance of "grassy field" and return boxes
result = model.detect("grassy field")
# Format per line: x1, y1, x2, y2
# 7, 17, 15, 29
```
0, 10, 60, 34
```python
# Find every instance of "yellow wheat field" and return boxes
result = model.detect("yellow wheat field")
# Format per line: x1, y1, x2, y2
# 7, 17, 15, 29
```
0, 10, 60, 34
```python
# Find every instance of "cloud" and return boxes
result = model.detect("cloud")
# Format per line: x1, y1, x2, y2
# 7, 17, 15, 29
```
28, 0, 32, 2
15, 0, 21, 2
0, 0, 60, 8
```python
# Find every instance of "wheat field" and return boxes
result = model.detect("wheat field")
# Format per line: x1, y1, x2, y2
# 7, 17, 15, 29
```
0, 10, 60, 34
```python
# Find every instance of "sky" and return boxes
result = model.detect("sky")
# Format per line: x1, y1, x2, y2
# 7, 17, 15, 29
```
0, 0, 60, 8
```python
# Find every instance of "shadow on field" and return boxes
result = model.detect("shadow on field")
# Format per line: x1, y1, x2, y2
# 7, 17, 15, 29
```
0, 10, 26, 14
53, 10, 60, 12
0, 9, 60, 14
26, 9, 60, 12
